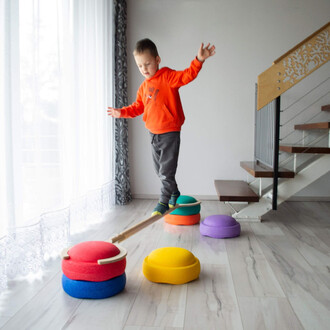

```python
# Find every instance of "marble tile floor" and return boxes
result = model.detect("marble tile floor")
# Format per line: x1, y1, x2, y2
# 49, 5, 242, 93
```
0, 199, 329, 329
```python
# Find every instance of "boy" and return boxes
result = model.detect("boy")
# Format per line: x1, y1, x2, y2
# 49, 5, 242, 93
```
107, 38, 215, 216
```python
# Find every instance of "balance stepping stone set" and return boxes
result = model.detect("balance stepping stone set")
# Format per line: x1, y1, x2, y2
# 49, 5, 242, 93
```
61, 195, 241, 299
200, 214, 241, 238
61, 241, 126, 299
164, 195, 241, 240
165, 195, 201, 225
143, 247, 200, 285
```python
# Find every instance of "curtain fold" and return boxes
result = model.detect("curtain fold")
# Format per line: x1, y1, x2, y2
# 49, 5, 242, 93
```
113, 0, 132, 205
0, 0, 115, 293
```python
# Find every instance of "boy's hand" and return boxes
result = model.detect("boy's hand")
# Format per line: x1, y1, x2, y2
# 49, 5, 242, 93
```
197, 43, 216, 62
107, 107, 121, 118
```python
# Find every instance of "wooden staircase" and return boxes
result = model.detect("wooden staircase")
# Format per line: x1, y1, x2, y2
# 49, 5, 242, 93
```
215, 161, 294, 203
240, 161, 294, 178
214, 180, 259, 202
216, 24, 330, 221
215, 104, 330, 220
294, 122, 330, 130
279, 106, 330, 155
279, 145, 330, 154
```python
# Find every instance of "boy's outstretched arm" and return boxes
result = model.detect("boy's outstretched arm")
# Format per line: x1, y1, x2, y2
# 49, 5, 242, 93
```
197, 43, 216, 62
107, 107, 122, 118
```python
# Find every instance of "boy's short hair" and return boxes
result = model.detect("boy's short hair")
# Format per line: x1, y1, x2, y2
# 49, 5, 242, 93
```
134, 38, 159, 58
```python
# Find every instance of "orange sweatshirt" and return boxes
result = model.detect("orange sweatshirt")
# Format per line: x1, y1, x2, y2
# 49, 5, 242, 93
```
120, 57, 203, 134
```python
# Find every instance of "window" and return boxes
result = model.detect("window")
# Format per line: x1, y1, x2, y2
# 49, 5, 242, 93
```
0, 0, 114, 285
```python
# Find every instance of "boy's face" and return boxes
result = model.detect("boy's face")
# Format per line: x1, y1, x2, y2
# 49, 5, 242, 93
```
134, 50, 161, 79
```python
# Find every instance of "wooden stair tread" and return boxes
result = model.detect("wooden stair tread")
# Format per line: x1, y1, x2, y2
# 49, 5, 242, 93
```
294, 122, 330, 130
279, 145, 330, 154
321, 104, 330, 111
214, 180, 259, 202
240, 161, 295, 178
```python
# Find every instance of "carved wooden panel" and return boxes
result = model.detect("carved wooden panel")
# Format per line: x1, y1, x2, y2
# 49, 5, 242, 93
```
257, 22, 330, 110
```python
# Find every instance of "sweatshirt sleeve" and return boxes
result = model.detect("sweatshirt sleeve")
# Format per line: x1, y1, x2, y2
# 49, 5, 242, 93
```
166, 57, 203, 88
120, 86, 144, 118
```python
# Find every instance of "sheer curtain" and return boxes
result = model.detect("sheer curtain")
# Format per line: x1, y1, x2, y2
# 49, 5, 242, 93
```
0, 0, 114, 292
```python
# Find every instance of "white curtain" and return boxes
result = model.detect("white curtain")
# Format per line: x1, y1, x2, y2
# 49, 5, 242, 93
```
0, 0, 114, 292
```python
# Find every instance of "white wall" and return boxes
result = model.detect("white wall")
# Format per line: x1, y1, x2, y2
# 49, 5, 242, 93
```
125, 0, 330, 199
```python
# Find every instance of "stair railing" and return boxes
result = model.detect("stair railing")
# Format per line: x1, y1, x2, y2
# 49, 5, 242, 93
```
253, 79, 329, 191
255, 22, 330, 210
279, 79, 330, 172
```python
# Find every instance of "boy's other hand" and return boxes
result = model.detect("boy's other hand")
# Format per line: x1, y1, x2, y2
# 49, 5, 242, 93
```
107, 107, 121, 118
197, 43, 216, 62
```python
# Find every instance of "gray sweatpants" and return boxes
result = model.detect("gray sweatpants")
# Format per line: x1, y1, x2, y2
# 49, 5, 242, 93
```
149, 131, 180, 204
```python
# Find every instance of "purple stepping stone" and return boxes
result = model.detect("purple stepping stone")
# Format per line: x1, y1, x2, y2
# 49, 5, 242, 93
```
200, 215, 241, 238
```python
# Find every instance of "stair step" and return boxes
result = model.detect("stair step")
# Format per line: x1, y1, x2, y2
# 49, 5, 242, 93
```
321, 104, 330, 111
240, 161, 295, 178
294, 122, 330, 130
214, 180, 259, 202
279, 145, 330, 154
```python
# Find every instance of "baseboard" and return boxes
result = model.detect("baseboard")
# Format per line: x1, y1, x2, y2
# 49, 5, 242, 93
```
132, 194, 219, 201
132, 194, 159, 200
287, 196, 330, 202
132, 194, 330, 202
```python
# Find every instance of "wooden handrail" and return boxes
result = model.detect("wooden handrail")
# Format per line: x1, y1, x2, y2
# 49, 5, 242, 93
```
257, 22, 330, 110
273, 22, 330, 64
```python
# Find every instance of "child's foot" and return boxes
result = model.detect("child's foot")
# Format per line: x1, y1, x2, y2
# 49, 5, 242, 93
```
151, 202, 169, 216
169, 191, 180, 208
